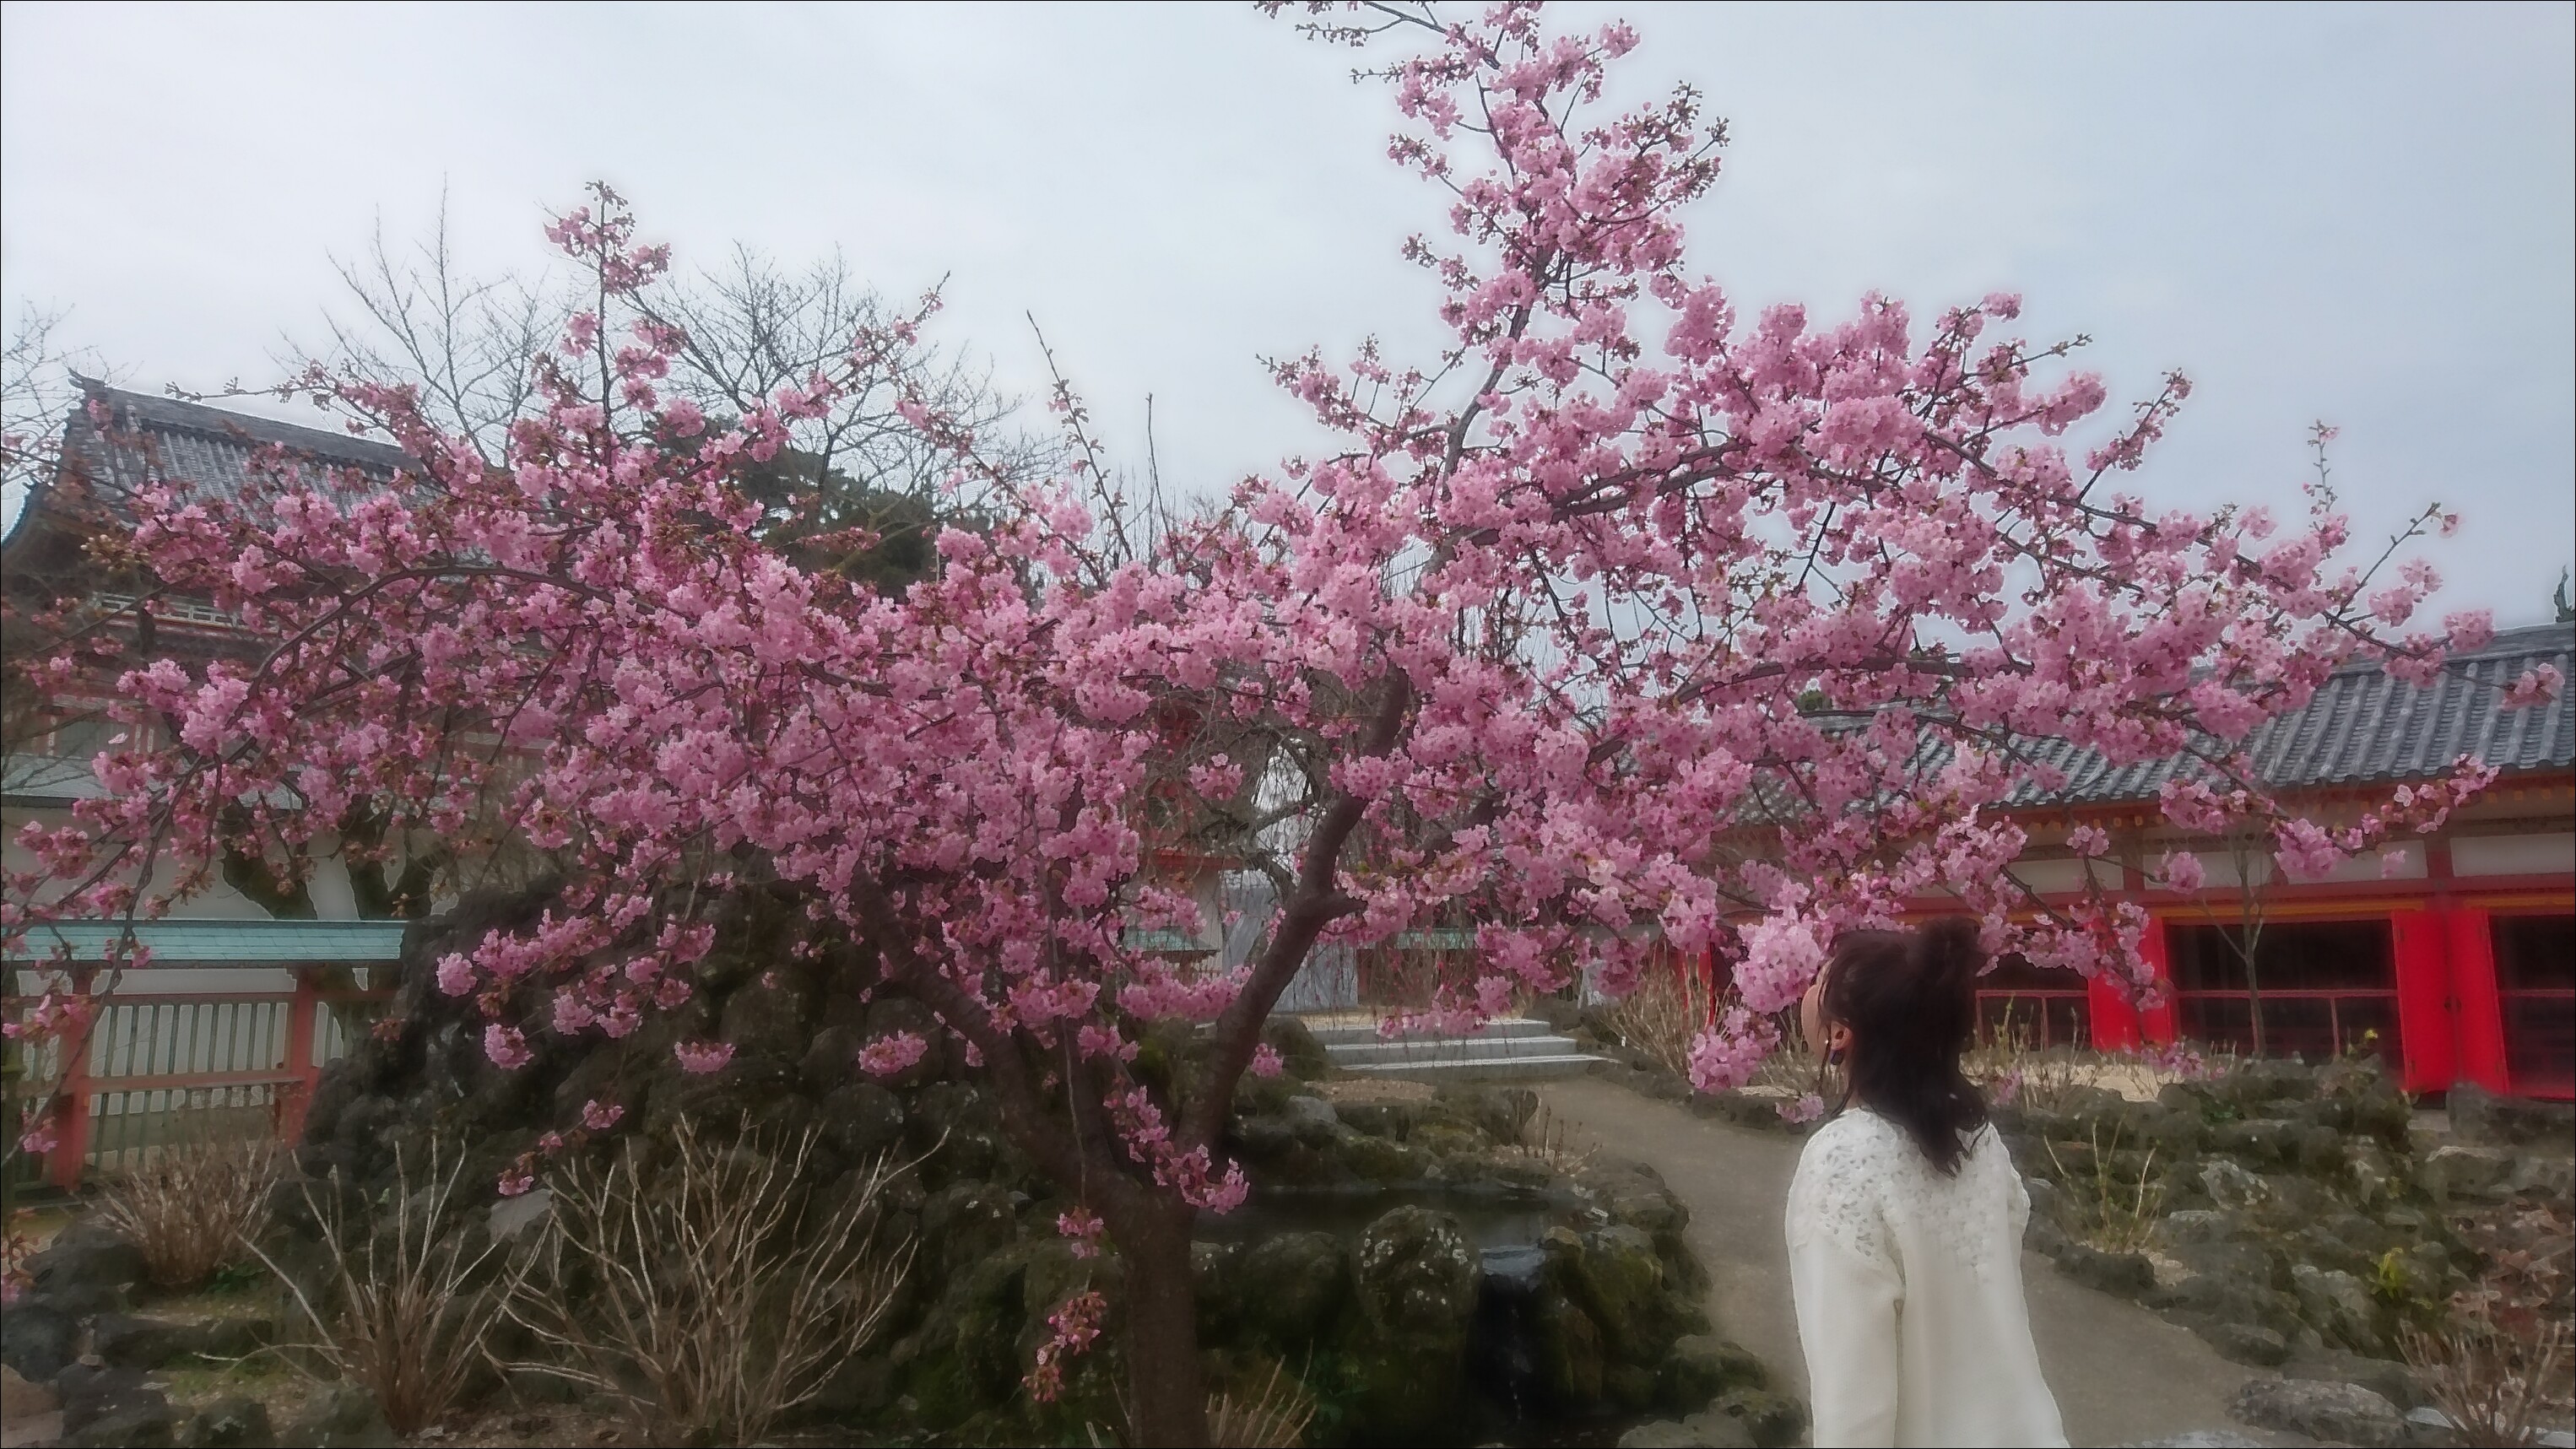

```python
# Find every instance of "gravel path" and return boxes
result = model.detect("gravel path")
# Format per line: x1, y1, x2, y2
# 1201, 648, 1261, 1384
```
1535, 1075, 2303, 1448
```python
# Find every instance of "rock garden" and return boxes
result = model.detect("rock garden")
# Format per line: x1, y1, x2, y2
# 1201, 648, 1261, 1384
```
0, 889, 1798, 1449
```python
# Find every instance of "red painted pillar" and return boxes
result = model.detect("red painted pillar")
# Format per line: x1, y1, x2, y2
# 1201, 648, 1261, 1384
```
2390, 911, 2455, 1095
45, 975, 97, 1192
2092, 911, 2173, 1050
280, 971, 322, 1140
2443, 907, 2509, 1094
2087, 973, 2142, 1051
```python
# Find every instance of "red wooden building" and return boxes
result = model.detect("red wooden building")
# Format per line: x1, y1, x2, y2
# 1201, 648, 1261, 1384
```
1969, 623, 2574, 1100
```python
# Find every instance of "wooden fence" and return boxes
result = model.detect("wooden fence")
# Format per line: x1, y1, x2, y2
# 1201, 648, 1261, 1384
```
5, 969, 393, 1192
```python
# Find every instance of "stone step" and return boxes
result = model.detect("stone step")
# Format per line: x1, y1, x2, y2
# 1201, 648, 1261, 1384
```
1303, 1017, 1557, 1047
1325, 1033, 1587, 1068
1342, 1052, 1603, 1082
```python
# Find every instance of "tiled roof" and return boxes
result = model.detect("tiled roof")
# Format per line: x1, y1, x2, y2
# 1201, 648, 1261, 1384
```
27, 379, 411, 536
1961, 624, 2573, 810
9, 917, 410, 965
1728, 624, 2573, 827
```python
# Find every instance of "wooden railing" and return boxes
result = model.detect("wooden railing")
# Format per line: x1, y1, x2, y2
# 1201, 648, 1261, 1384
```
6, 970, 392, 1192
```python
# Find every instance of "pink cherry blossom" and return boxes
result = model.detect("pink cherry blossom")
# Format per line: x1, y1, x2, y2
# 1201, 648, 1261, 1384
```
855, 1031, 929, 1079
2156, 851, 2208, 894
1057, 1207, 1107, 1259
673, 1041, 734, 1075
2503, 664, 2563, 710
483, 1025, 533, 1071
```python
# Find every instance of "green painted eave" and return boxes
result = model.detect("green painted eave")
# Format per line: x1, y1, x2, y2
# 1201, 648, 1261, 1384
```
8, 917, 409, 965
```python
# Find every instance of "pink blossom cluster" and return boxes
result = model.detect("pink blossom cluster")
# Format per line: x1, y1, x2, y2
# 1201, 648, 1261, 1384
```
855, 1031, 929, 1079
1023, 1290, 1107, 1403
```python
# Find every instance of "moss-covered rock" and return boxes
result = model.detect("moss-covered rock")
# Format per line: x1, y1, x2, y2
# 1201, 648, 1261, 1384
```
1233, 1230, 1350, 1348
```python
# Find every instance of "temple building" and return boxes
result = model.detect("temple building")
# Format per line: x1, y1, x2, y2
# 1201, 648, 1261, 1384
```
1969, 624, 2574, 1100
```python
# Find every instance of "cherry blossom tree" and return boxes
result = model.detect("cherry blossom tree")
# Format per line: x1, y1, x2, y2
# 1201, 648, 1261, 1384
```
6, 3, 2545, 1438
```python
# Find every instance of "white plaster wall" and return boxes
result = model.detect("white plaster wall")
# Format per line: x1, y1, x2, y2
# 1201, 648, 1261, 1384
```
2314, 846, 2428, 884
2453, 833, 2576, 877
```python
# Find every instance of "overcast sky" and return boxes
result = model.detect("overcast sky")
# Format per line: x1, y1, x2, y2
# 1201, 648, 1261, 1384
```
5, 2, 2570, 624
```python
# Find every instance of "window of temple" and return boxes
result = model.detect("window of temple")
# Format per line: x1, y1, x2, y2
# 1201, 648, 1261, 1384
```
2491, 913, 2575, 1097
2167, 919, 2401, 1069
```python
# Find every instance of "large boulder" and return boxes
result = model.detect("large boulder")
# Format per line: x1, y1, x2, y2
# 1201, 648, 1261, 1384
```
1339, 1130, 1432, 1183
818, 1081, 907, 1164
55, 1365, 175, 1446
2199, 1158, 2270, 1212
2422, 1144, 2515, 1203
2230, 1378, 2406, 1447
1547, 1224, 1679, 1360
1258, 1016, 1332, 1080
1354, 1206, 1483, 1339
0, 1300, 78, 1384
1533, 1283, 1607, 1408
24, 1220, 145, 1311
2289, 1265, 2384, 1354
2193, 1321, 2291, 1366
917, 1180, 1020, 1281
2447, 1084, 2576, 1150
178, 1396, 274, 1448
2208, 1118, 2301, 1171
1344, 1205, 1485, 1438
91, 1315, 191, 1371
896, 1241, 1039, 1429
1231, 1230, 1348, 1347
1278, 1095, 1340, 1147
1658, 1334, 1767, 1412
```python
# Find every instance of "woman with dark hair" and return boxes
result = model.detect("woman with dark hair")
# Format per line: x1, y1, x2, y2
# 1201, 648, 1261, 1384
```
1787, 917, 2066, 1447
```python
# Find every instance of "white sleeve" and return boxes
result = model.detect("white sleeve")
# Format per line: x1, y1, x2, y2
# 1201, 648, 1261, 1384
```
1788, 1128, 1904, 1448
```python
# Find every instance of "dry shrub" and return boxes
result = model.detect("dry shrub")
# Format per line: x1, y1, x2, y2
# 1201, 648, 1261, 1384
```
2043, 1122, 2163, 1256
1504, 1100, 1594, 1174
2421, 1199, 2576, 1443
501, 1118, 914, 1446
1750, 1030, 1821, 1099
2401, 1308, 2570, 1448
1963, 1003, 2092, 1114
1208, 1359, 1317, 1448
1601, 960, 1718, 1080
250, 1139, 506, 1436
94, 1116, 280, 1290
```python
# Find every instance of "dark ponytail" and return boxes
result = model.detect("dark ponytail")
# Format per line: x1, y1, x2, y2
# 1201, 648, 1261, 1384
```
1819, 916, 1989, 1176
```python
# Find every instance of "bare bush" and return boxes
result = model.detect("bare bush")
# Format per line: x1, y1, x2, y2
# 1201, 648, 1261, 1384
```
1504, 1100, 1594, 1175
1962, 1001, 2093, 1113
1750, 1019, 1821, 1100
2043, 1122, 2164, 1256
1601, 960, 1718, 1081
94, 1116, 280, 1290
2401, 1308, 2570, 1448
1208, 1359, 1317, 1449
500, 1118, 914, 1446
247, 1140, 506, 1436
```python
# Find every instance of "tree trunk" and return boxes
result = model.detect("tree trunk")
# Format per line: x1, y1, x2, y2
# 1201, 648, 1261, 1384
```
2240, 926, 2266, 1057
1114, 1200, 1208, 1447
